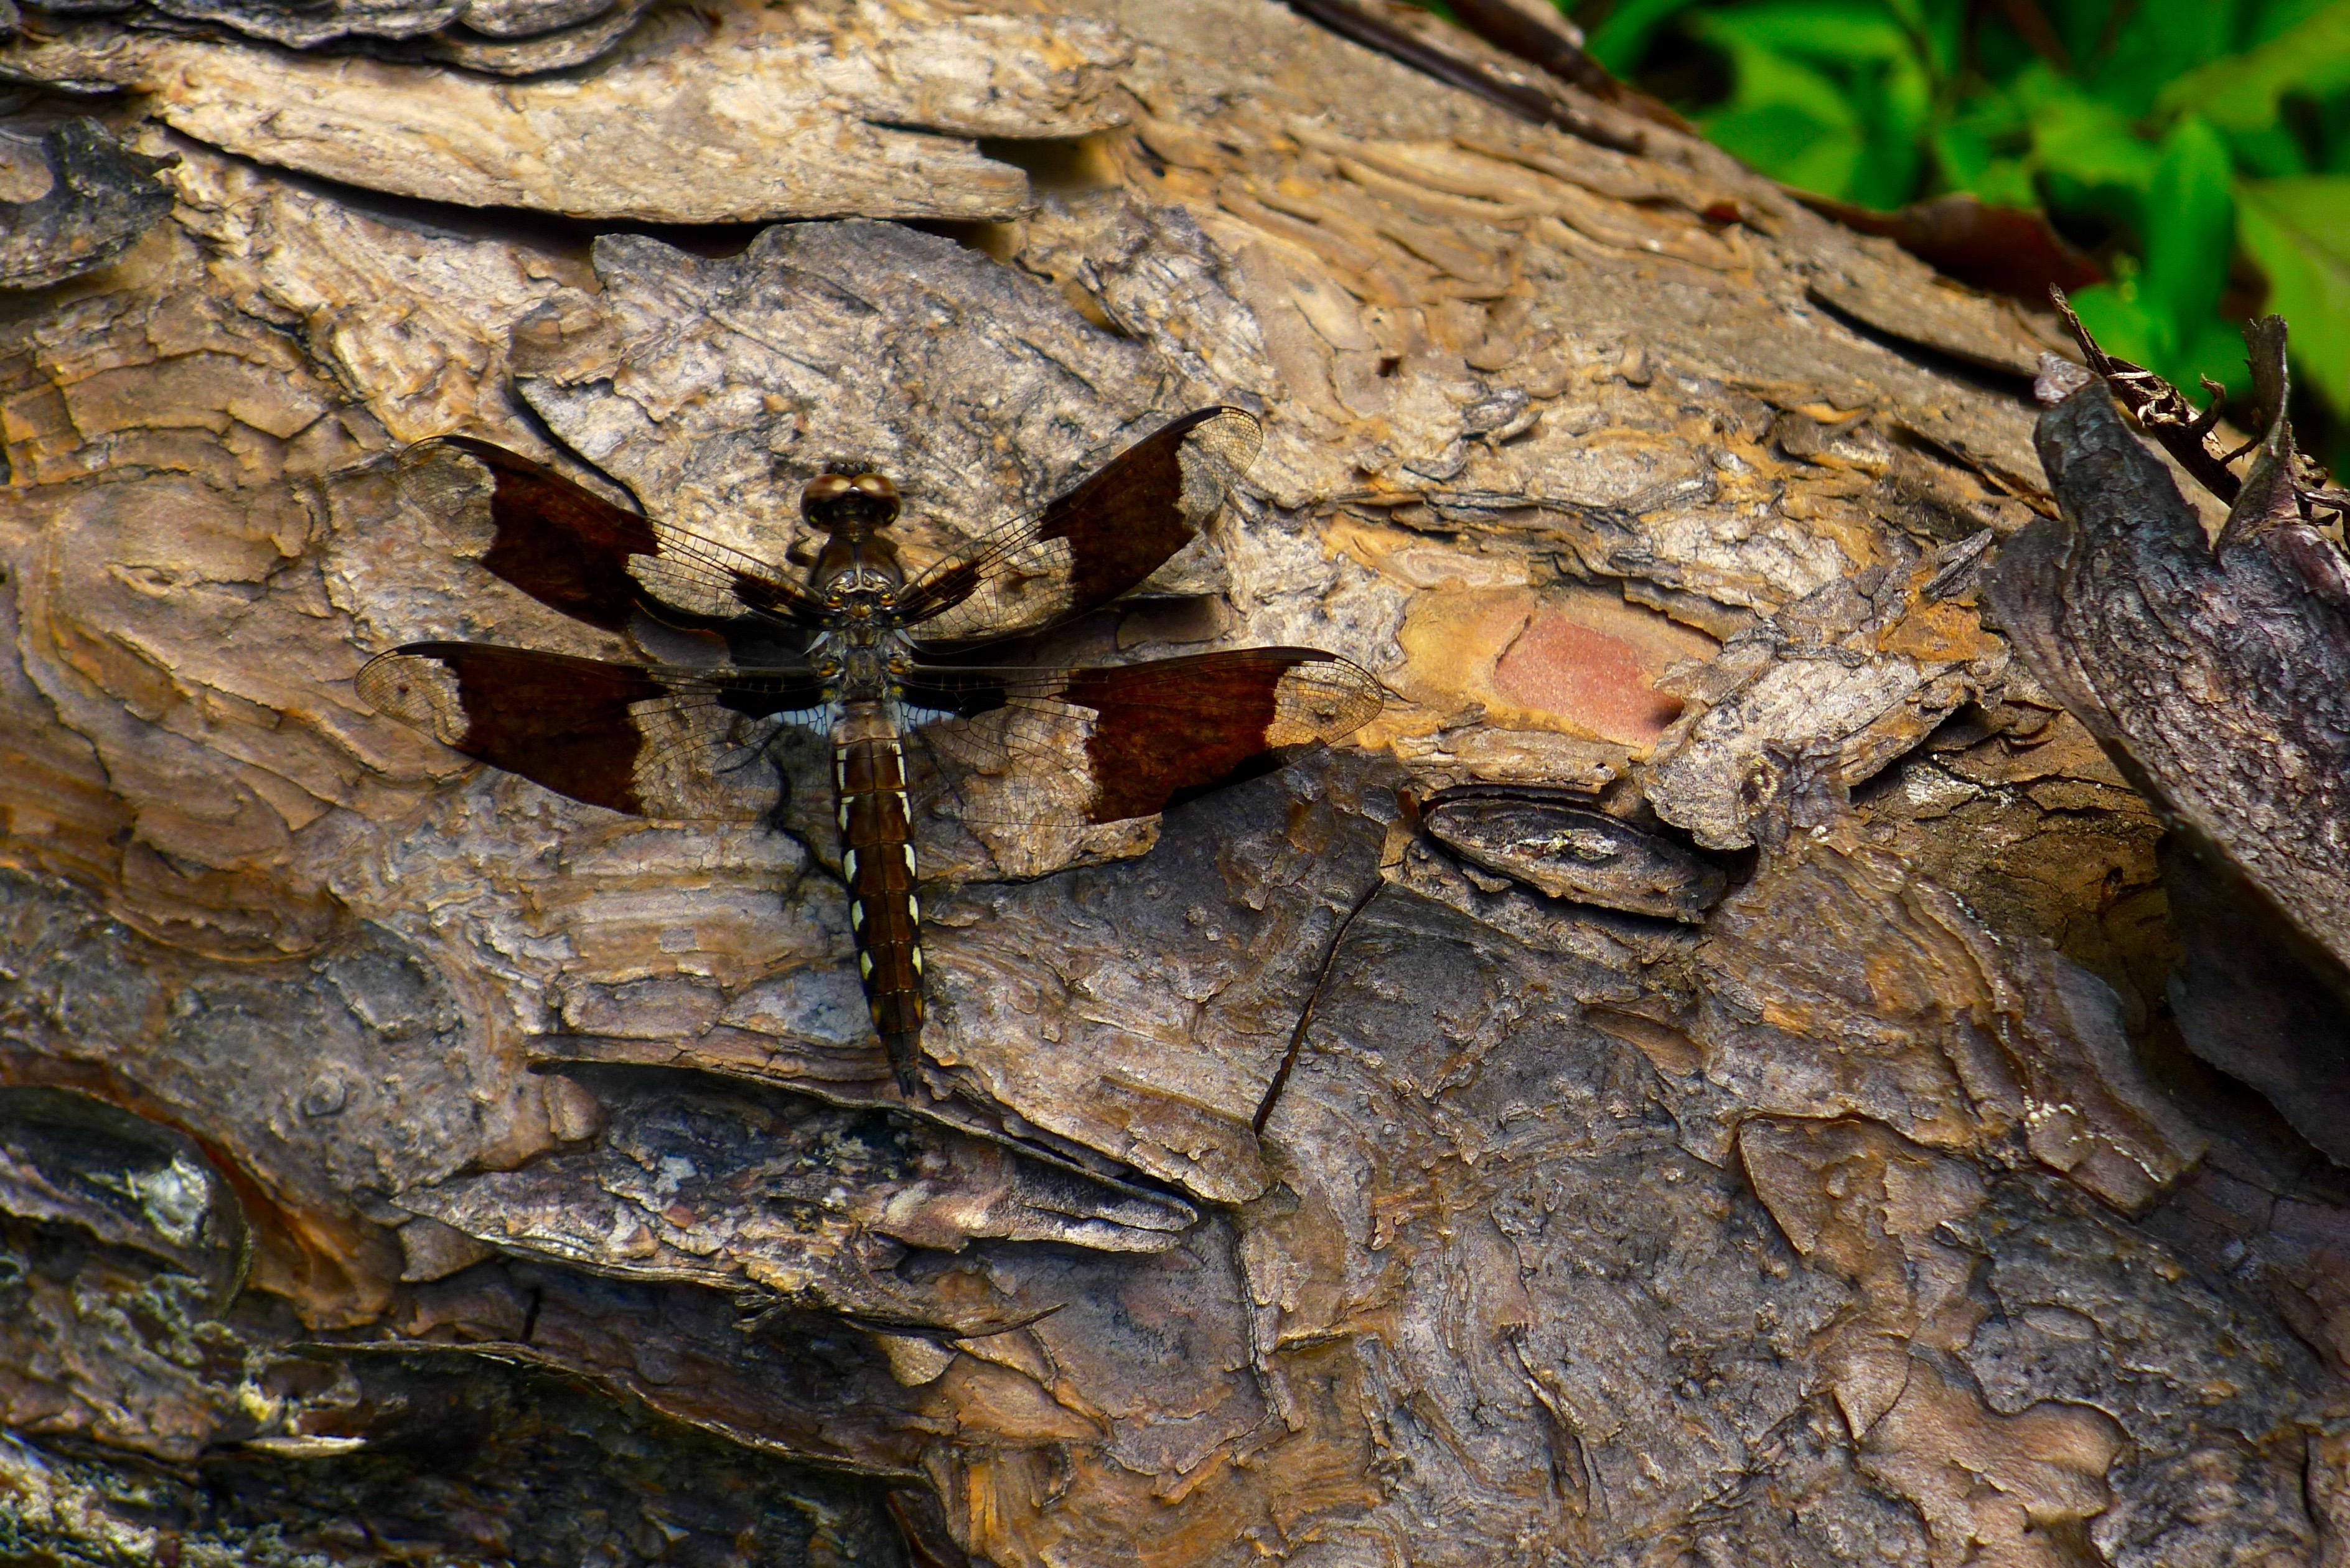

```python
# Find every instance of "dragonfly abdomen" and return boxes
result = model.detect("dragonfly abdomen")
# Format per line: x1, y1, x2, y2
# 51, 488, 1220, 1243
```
833, 704, 924, 1094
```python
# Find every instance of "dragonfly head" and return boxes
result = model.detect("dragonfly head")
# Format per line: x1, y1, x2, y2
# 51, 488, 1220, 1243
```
802, 465, 901, 534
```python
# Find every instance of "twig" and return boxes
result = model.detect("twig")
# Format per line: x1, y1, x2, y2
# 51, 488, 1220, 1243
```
2051, 297, 2350, 538
2048, 286, 2240, 503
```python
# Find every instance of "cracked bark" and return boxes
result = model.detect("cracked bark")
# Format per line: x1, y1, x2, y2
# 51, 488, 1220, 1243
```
1, 0, 2346, 1562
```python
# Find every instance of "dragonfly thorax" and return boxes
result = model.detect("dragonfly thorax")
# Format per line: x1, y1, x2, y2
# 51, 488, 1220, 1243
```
812, 628, 915, 704
813, 534, 904, 607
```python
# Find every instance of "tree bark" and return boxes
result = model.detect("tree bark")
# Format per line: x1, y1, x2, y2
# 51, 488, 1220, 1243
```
0, 1, 2343, 1563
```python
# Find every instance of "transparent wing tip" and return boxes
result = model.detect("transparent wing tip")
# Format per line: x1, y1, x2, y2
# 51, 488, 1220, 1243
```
1268, 655, 1383, 746
357, 651, 470, 745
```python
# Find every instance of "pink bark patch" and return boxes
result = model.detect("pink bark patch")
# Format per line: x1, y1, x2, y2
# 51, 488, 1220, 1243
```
1492, 612, 1683, 743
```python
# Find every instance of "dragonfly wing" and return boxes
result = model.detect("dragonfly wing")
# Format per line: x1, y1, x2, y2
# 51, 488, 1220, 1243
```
358, 642, 828, 821
896, 408, 1263, 647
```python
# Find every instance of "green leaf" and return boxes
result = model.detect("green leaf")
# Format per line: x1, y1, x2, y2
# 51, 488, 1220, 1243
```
2020, 70, 2163, 195
2068, 276, 2171, 370
2249, 0, 2340, 45
1703, 38, 1865, 125
2090, 1, 2246, 113
1973, 156, 2041, 208
1936, 149, 2039, 208
2238, 175, 2350, 414
1705, 102, 1865, 197
2178, 316, 2255, 401
1945, 78, 2028, 144
2158, 0, 2350, 131
1845, 60, 1932, 204
2142, 117, 2237, 338
1690, 6, 1934, 208
1692, 2, 1912, 63
2227, 123, 2313, 177
1931, 122, 1995, 187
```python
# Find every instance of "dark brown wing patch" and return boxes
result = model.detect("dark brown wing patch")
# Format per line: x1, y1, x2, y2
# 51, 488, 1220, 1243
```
357, 642, 823, 820
897, 408, 1263, 645
1068, 650, 1382, 821
435, 437, 664, 632
905, 648, 1382, 828
433, 437, 822, 628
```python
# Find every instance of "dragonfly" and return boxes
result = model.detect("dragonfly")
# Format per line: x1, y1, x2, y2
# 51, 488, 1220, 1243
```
356, 408, 1383, 1097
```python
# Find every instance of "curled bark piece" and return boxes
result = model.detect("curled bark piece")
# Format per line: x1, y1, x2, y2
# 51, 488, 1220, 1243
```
361, 1272, 937, 1473
400, 1066, 1197, 1333
1, 1351, 915, 1557
1417, 786, 1725, 922
0, 118, 169, 291
1995, 354, 2350, 958
1434, 0, 1685, 129
1796, 190, 2103, 302
414, 0, 652, 73
1442, 0, 1591, 83
0, 1086, 247, 1298
2046, 286, 2240, 502
2, 0, 1127, 223
18, 0, 652, 70
1988, 329, 2350, 1161
1807, 266, 2058, 381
